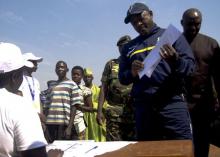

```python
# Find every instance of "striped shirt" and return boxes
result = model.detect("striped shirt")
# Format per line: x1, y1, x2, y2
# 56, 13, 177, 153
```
46, 80, 83, 125
72, 84, 92, 134
74, 85, 92, 119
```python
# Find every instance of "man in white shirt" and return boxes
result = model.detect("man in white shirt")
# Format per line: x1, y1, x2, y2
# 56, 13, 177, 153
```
0, 42, 63, 157
20, 52, 43, 113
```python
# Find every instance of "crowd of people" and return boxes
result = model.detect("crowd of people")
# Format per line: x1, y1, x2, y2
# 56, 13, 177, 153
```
0, 2, 220, 157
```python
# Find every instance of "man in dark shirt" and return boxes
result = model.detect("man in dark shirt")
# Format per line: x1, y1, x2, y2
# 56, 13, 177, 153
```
181, 8, 220, 157
119, 2, 195, 141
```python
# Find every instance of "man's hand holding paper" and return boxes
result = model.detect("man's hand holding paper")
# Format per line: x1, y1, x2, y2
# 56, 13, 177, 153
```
131, 60, 144, 77
138, 24, 182, 78
159, 44, 179, 63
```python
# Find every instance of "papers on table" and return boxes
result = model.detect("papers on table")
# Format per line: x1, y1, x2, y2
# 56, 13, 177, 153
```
47, 140, 136, 157
47, 140, 96, 157
138, 24, 182, 78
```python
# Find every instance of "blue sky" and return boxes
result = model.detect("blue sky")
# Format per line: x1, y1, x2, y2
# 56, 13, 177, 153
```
1, 0, 220, 90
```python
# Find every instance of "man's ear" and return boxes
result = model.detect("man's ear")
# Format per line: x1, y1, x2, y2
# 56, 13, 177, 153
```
149, 10, 153, 16
66, 68, 69, 72
180, 19, 183, 26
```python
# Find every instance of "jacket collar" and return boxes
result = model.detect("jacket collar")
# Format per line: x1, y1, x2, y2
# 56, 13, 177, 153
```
139, 23, 160, 39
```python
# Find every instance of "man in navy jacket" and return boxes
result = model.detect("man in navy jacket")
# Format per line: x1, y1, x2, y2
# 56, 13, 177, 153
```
119, 2, 195, 141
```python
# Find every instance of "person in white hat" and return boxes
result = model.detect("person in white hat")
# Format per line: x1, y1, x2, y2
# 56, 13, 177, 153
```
19, 52, 49, 142
0, 42, 63, 157
19, 52, 43, 114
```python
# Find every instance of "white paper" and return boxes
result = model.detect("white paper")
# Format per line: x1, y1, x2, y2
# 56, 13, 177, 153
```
138, 24, 182, 78
47, 140, 96, 157
87, 141, 136, 157
46, 140, 136, 157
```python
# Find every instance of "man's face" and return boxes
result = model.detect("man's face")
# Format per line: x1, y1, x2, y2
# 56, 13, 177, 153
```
83, 75, 93, 86
29, 60, 38, 72
182, 11, 202, 39
55, 62, 67, 78
130, 10, 154, 36
72, 69, 83, 84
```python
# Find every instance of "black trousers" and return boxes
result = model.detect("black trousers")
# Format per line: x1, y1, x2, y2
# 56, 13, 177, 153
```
47, 124, 67, 142
190, 105, 212, 157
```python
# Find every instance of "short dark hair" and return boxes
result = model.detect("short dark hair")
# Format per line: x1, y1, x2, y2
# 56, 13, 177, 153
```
56, 60, 68, 68
71, 66, 84, 75
182, 8, 202, 20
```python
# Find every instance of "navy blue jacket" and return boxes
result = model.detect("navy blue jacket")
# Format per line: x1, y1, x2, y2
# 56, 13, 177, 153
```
119, 24, 195, 105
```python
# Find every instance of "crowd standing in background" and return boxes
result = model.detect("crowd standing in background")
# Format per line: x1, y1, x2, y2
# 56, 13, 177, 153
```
0, 2, 220, 157
0, 42, 63, 157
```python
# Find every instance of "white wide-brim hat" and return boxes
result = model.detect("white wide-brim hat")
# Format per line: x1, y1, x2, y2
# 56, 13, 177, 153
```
0, 42, 34, 73
23, 52, 43, 62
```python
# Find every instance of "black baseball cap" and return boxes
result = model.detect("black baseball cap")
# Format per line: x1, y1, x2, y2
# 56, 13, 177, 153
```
117, 35, 131, 46
124, 2, 150, 24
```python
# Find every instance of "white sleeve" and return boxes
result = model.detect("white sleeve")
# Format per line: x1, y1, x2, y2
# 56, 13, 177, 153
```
33, 78, 41, 113
13, 98, 47, 151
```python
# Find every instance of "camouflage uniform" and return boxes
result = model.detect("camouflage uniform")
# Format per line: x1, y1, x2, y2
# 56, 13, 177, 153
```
101, 58, 136, 141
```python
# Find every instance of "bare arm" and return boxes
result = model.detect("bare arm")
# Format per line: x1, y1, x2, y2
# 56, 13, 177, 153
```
76, 95, 97, 112
64, 105, 77, 139
96, 83, 107, 125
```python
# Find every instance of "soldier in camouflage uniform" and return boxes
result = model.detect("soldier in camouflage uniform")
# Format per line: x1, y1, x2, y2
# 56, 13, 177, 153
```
97, 35, 136, 141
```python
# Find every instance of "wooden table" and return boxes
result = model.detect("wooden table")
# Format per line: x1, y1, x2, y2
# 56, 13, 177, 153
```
96, 140, 194, 157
